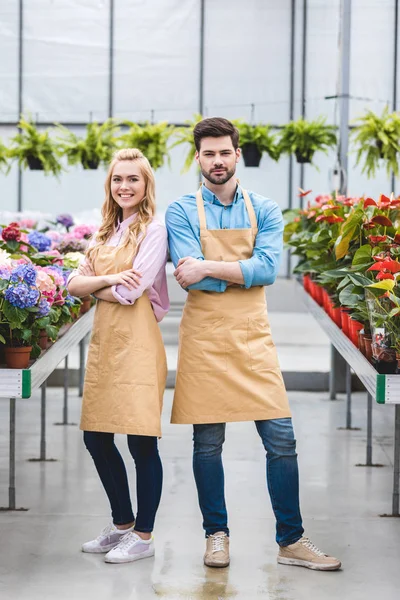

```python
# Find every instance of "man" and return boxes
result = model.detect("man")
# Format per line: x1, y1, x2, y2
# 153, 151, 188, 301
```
165, 117, 341, 571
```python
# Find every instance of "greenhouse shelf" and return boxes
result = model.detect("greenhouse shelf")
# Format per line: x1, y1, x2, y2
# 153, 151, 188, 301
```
0, 307, 94, 511
297, 281, 400, 516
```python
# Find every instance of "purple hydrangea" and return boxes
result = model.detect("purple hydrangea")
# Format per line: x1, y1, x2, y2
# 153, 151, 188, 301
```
0, 267, 11, 280
64, 293, 76, 307
56, 214, 74, 229
37, 297, 51, 317
10, 264, 37, 286
28, 231, 52, 252
5, 283, 40, 308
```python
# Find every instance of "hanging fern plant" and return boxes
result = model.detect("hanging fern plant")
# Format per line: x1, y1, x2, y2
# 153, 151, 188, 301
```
118, 121, 175, 170
57, 119, 120, 169
8, 116, 63, 176
170, 113, 203, 173
278, 117, 337, 165
233, 121, 279, 167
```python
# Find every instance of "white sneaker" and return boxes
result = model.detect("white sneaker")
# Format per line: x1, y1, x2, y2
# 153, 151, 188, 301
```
82, 523, 134, 553
105, 531, 155, 564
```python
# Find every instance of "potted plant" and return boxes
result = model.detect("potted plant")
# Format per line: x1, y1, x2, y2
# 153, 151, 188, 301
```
57, 119, 119, 170
350, 107, 400, 178
233, 121, 279, 167
170, 113, 203, 173
0, 138, 10, 173
118, 121, 175, 171
8, 116, 63, 176
278, 117, 337, 165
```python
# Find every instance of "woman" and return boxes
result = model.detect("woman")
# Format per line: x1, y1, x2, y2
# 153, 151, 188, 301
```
67, 148, 169, 564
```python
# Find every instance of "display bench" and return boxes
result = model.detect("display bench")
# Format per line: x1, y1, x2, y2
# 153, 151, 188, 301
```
298, 281, 400, 516
0, 307, 94, 511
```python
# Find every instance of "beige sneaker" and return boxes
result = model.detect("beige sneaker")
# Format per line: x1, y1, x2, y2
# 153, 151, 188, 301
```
204, 532, 230, 568
277, 536, 341, 571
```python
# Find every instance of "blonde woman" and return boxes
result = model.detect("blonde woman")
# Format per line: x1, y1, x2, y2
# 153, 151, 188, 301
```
67, 149, 169, 564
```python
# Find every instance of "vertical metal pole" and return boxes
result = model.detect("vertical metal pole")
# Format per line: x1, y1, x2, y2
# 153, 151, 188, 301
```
78, 338, 85, 397
199, 0, 205, 115
108, 0, 114, 118
63, 355, 69, 424
286, 0, 296, 278
299, 0, 307, 208
346, 362, 352, 428
17, 0, 24, 211
338, 0, 352, 196
9, 398, 16, 510
392, 404, 400, 516
391, 0, 399, 196
329, 345, 337, 400
40, 381, 47, 460
366, 392, 373, 466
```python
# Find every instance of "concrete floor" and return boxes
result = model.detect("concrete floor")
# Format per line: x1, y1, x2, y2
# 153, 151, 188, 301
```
0, 388, 399, 600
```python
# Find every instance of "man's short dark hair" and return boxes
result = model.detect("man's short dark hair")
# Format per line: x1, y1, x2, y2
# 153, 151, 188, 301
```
193, 117, 239, 152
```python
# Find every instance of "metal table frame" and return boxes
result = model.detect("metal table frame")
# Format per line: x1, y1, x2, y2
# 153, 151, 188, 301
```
298, 283, 400, 516
0, 308, 94, 511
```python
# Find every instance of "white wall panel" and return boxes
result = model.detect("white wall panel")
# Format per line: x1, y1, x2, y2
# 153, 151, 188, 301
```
0, 1, 19, 121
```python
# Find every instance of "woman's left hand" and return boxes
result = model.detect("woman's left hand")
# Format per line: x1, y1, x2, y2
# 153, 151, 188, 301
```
78, 261, 95, 277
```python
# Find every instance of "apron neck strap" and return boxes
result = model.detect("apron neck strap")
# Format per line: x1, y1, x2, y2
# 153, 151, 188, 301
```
196, 183, 258, 231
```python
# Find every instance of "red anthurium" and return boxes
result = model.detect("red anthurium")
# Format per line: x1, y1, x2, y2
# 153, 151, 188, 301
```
379, 194, 391, 207
372, 254, 387, 261
367, 263, 385, 271
376, 272, 395, 280
320, 204, 342, 211
315, 215, 344, 223
364, 197, 378, 208
368, 235, 387, 243
307, 210, 317, 219
385, 259, 400, 273
394, 234, 400, 244
363, 222, 376, 229
298, 188, 312, 197
371, 215, 393, 227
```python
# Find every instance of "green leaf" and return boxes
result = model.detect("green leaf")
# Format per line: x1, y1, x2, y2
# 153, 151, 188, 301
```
21, 328, 32, 342
0, 333, 6, 344
366, 280, 395, 291
6, 240, 19, 252
0, 279, 8, 291
45, 325, 59, 340
3, 301, 27, 326
30, 343, 41, 359
352, 244, 372, 266
35, 316, 50, 328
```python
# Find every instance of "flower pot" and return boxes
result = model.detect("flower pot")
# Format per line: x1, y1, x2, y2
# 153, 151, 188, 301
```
331, 306, 342, 328
5, 346, 32, 369
295, 151, 313, 164
322, 288, 330, 313
80, 295, 92, 314
358, 330, 366, 355
39, 330, 49, 351
241, 143, 262, 167
372, 357, 398, 374
27, 156, 44, 170
85, 159, 100, 170
313, 284, 323, 306
349, 319, 363, 347
341, 309, 351, 337
303, 274, 311, 293
364, 336, 373, 361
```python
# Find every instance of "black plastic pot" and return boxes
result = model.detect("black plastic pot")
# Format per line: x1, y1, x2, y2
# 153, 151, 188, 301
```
295, 151, 313, 164
27, 156, 44, 170
371, 357, 398, 374
242, 143, 262, 167
84, 159, 100, 170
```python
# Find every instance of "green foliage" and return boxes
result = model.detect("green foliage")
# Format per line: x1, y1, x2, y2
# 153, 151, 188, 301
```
351, 107, 400, 178
57, 119, 119, 169
170, 113, 203, 173
118, 121, 175, 170
278, 117, 337, 165
0, 138, 9, 173
8, 116, 63, 176
233, 122, 279, 160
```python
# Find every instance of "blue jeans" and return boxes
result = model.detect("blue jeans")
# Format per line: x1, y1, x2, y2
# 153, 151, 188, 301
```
192, 418, 304, 546
83, 431, 163, 532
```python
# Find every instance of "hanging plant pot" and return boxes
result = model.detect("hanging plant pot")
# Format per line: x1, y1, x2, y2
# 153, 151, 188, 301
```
241, 143, 262, 167
27, 155, 45, 170
5, 346, 32, 369
375, 140, 385, 159
295, 151, 313, 164
84, 159, 100, 170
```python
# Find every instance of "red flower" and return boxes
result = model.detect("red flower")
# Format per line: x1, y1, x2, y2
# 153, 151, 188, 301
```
368, 258, 400, 273
1, 225, 21, 242
363, 222, 376, 230
368, 235, 387, 244
364, 197, 378, 208
394, 234, 400, 244
376, 272, 394, 280
371, 215, 393, 227
379, 194, 391, 207
298, 188, 312, 197
315, 215, 344, 223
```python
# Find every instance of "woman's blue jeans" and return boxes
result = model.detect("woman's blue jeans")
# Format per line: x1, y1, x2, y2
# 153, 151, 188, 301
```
192, 418, 304, 546
83, 431, 162, 533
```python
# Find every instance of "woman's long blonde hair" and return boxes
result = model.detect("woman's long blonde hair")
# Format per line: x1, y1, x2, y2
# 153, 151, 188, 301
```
86, 148, 156, 264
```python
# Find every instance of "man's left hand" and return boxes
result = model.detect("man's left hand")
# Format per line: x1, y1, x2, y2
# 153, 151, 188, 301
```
174, 257, 207, 288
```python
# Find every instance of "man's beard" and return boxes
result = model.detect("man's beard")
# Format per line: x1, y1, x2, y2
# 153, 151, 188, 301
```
201, 165, 236, 186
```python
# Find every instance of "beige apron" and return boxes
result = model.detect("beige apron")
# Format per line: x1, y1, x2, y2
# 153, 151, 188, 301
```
80, 241, 167, 437
171, 186, 291, 424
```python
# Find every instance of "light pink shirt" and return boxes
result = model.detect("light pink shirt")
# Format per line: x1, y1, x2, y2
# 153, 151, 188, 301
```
69, 214, 170, 322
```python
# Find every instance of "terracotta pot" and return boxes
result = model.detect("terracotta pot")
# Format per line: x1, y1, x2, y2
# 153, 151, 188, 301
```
331, 306, 342, 328
80, 295, 92, 315
314, 284, 324, 306
364, 336, 373, 361
358, 330, 366, 355
303, 274, 311, 293
341, 309, 351, 337
322, 288, 330, 314
39, 330, 48, 351
349, 319, 364, 347
5, 346, 32, 369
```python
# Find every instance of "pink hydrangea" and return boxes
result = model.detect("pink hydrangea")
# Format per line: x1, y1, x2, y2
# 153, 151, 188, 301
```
43, 266, 64, 287
18, 218, 37, 229
36, 268, 57, 294
71, 224, 96, 240
53, 289, 66, 306
40, 249, 64, 265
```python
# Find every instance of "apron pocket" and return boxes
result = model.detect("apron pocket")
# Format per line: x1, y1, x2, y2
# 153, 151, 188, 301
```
85, 331, 100, 382
180, 317, 227, 373
247, 317, 278, 371
112, 331, 156, 386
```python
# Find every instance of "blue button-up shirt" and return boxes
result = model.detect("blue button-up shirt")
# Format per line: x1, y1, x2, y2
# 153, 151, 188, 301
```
165, 185, 283, 292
